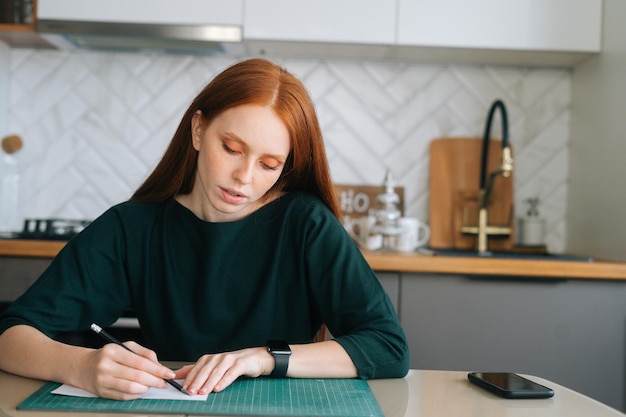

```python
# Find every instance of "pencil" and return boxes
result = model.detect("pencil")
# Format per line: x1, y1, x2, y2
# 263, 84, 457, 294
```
90, 323, 190, 395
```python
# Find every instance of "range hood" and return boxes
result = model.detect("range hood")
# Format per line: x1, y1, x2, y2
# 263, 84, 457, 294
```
36, 0, 243, 54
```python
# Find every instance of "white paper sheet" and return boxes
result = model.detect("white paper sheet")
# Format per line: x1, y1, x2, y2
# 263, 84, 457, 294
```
51, 380, 208, 401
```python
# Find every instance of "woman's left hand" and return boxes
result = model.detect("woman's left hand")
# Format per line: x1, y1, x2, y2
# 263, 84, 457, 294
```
173, 347, 273, 395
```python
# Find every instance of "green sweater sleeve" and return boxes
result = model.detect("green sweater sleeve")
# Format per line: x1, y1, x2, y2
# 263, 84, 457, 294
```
293, 194, 410, 379
0, 207, 132, 336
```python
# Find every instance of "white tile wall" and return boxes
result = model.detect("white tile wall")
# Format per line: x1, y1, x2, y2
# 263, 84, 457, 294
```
4, 49, 570, 252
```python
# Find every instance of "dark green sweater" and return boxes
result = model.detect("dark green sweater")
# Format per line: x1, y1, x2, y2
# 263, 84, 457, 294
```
0, 192, 409, 378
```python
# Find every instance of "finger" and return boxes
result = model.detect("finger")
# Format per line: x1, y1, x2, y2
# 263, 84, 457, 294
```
182, 356, 226, 394
91, 358, 159, 399
212, 367, 241, 392
118, 363, 170, 390
99, 344, 173, 387
124, 341, 158, 362
195, 357, 241, 395
173, 364, 193, 379
111, 343, 176, 381
96, 377, 152, 400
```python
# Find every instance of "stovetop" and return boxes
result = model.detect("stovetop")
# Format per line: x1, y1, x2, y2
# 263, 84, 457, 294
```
18, 218, 91, 240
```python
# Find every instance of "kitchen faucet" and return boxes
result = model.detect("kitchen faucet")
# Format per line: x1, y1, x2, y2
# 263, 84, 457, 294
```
461, 99, 514, 253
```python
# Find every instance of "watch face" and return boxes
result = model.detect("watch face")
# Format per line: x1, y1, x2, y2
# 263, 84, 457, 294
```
267, 340, 291, 354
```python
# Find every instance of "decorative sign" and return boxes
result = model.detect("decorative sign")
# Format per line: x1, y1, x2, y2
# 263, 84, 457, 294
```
333, 184, 405, 223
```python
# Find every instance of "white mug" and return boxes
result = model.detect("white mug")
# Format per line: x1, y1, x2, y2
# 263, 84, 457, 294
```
349, 215, 377, 241
348, 216, 383, 251
392, 217, 430, 252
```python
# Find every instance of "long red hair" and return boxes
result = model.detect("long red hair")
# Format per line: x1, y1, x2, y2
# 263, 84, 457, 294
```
132, 59, 340, 218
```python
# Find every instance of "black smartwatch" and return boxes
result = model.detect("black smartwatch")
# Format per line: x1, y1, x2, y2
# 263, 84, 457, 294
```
266, 340, 291, 378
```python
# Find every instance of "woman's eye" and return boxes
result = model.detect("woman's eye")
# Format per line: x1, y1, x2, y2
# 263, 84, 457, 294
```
262, 162, 280, 171
260, 157, 281, 171
222, 142, 240, 154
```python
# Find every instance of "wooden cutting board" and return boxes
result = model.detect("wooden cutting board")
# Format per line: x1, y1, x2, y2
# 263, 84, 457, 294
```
429, 137, 515, 251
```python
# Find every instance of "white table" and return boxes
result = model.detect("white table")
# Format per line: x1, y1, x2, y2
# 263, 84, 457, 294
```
1, 369, 624, 416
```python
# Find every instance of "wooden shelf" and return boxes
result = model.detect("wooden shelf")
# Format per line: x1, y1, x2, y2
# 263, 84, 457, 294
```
0, 0, 54, 48
2, 239, 626, 281
0, 23, 34, 31
0, 239, 66, 258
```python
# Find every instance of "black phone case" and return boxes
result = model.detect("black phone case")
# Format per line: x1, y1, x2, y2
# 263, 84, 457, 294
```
468, 372, 555, 399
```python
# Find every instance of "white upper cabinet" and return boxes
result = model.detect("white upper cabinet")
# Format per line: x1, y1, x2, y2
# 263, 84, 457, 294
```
397, 0, 602, 52
31, 0, 603, 66
38, 0, 243, 25
35, 0, 244, 52
244, 0, 396, 44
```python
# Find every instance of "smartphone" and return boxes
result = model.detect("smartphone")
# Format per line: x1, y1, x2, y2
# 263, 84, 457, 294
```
468, 372, 555, 399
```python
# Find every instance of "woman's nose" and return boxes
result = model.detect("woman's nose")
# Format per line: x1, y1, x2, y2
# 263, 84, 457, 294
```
233, 160, 253, 184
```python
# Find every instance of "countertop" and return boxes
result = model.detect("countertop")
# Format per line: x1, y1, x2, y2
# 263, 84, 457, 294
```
1, 368, 624, 417
2, 239, 626, 280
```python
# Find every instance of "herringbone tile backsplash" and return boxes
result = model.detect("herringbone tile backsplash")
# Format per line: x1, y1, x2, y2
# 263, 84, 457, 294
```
6, 49, 570, 252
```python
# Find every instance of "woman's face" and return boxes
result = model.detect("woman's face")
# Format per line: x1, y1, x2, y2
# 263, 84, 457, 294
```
188, 104, 291, 222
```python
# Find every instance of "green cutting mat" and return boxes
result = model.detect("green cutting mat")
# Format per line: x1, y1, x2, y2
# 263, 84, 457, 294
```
17, 377, 384, 416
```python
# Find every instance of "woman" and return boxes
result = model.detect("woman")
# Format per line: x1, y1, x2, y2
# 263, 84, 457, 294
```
0, 59, 409, 400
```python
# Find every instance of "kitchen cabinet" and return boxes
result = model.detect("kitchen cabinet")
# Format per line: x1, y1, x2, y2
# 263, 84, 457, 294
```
2, 0, 603, 66
0, 257, 49, 303
399, 272, 626, 412
397, 0, 602, 53
0, 0, 52, 48
245, 0, 602, 52
244, 0, 395, 45
376, 272, 400, 314
37, 0, 243, 26
30, 0, 244, 53
244, 0, 601, 66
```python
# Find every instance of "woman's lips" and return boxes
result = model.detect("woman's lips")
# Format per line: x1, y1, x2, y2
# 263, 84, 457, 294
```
220, 187, 246, 204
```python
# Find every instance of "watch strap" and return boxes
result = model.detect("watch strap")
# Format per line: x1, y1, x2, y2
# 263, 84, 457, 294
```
267, 340, 291, 378
269, 350, 289, 378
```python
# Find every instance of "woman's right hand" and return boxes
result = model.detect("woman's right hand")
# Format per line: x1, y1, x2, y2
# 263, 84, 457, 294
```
0, 325, 177, 401
76, 341, 177, 400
